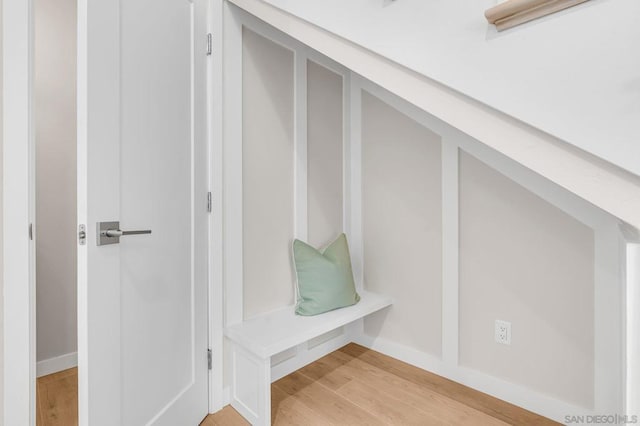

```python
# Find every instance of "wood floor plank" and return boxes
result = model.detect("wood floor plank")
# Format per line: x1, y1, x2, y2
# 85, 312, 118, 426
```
296, 350, 355, 391
325, 352, 509, 425
38, 344, 558, 426
339, 343, 558, 425
271, 386, 334, 426
274, 371, 386, 425
336, 379, 446, 425
201, 406, 249, 426
36, 380, 45, 426
37, 368, 78, 426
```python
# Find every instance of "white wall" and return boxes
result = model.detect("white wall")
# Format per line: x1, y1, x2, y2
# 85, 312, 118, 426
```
307, 60, 343, 248
361, 91, 442, 356
242, 28, 295, 318
241, 29, 348, 319
34, 0, 77, 369
458, 152, 595, 408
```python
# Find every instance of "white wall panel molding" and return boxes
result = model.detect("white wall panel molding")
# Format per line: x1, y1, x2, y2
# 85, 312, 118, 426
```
593, 224, 624, 413
346, 73, 362, 291
441, 142, 459, 367
358, 77, 615, 230
226, 7, 357, 397
620, 224, 640, 417
225, 4, 628, 421
293, 52, 307, 244
227, 0, 640, 232
222, 3, 244, 326
626, 235, 640, 417
230, 5, 405, 313
357, 77, 624, 416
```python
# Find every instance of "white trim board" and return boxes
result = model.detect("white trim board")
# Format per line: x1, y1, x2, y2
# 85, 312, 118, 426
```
625, 236, 640, 417
222, 2, 244, 327
354, 334, 594, 423
208, 0, 226, 413
36, 352, 78, 378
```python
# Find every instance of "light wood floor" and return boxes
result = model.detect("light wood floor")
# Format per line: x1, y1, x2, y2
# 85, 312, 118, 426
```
37, 367, 78, 426
205, 344, 558, 426
38, 344, 558, 425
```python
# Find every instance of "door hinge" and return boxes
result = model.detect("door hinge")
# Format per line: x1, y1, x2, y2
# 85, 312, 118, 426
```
29, 223, 34, 241
207, 348, 212, 370
79, 224, 87, 245
207, 192, 212, 213
206, 33, 212, 56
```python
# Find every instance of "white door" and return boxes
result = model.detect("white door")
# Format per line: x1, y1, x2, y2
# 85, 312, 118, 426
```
77, 0, 209, 425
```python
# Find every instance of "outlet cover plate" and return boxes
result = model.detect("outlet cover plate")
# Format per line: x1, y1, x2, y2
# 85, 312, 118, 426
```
495, 320, 511, 345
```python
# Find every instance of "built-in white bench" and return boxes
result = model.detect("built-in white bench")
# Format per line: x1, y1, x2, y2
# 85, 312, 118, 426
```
224, 291, 392, 425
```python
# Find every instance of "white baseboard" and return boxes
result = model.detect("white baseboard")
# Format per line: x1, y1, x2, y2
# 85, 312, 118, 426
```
354, 334, 593, 424
36, 352, 78, 378
222, 386, 231, 406
222, 332, 593, 422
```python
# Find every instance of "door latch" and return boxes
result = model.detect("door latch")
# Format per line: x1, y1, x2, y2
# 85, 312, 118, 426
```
79, 224, 86, 245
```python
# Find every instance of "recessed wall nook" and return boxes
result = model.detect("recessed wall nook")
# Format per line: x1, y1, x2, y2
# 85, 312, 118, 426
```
217, 5, 634, 424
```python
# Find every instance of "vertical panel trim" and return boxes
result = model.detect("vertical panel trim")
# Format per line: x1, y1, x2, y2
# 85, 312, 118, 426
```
208, 0, 225, 412
593, 224, 624, 412
348, 73, 363, 291
293, 51, 308, 242
223, 4, 244, 325
293, 50, 308, 305
442, 142, 459, 366
626, 240, 640, 416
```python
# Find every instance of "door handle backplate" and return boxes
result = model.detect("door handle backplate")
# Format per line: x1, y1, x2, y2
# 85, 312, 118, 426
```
97, 221, 152, 246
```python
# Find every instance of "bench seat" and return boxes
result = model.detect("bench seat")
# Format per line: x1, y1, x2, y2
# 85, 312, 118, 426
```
225, 290, 393, 359
224, 290, 392, 425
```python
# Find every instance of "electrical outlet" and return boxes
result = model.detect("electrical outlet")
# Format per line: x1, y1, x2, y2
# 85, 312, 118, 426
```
495, 320, 511, 345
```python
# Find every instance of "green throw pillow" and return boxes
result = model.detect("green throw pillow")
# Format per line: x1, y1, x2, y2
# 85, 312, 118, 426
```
293, 233, 360, 316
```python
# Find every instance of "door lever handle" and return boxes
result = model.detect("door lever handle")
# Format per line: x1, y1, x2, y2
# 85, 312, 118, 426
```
105, 229, 152, 238
97, 221, 151, 246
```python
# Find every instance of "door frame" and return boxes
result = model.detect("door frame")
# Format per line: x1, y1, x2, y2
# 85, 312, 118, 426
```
207, 0, 226, 413
2, 0, 37, 424
2, 0, 224, 423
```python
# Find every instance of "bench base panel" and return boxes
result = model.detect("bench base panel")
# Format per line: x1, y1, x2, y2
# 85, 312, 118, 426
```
230, 344, 271, 426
